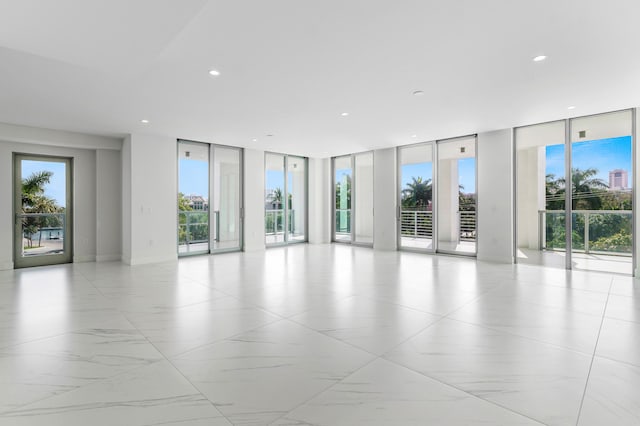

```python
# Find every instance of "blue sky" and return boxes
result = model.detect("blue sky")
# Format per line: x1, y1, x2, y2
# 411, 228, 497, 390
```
179, 158, 208, 196
21, 160, 66, 207
546, 136, 632, 183
401, 159, 476, 193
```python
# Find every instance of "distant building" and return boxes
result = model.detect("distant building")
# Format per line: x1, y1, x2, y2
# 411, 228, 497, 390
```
185, 194, 208, 210
608, 169, 628, 190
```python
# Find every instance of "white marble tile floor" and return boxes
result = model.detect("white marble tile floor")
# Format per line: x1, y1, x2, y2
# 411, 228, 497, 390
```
0, 244, 638, 425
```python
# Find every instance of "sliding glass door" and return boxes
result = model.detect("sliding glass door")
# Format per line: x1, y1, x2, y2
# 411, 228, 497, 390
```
178, 140, 243, 256
265, 152, 308, 246
178, 141, 210, 255
332, 152, 374, 246
515, 109, 634, 274
333, 155, 352, 242
354, 152, 374, 245
398, 143, 434, 251
211, 145, 243, 252
436, 136, 477, 256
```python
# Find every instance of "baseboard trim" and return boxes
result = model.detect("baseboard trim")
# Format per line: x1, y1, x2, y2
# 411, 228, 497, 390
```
123, 253, 178, 266
73, 255, 97, 263
96, 254, 121, 262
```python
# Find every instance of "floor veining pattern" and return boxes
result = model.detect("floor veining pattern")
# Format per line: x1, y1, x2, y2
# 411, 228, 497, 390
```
0, 244, 638, 425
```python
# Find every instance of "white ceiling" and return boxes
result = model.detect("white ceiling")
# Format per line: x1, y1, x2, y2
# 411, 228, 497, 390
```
1, 0, 639, 158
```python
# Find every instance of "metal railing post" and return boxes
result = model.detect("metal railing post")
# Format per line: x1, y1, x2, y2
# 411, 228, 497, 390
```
584, 212, 590, 254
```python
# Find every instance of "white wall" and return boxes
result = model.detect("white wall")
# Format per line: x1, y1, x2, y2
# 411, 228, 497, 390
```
0, 122, 121, 270
373, 148, 397, 250
121, 133, 176, 265
477, 129, 514, 263
96, 149, 122, 261
243, 148, 266, 251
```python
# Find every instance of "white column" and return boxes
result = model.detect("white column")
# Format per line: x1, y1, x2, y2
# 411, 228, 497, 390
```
477, 129, 514, 263
373, 148, 397, 250
243, 148, 266, 251
308, 157, 331, 244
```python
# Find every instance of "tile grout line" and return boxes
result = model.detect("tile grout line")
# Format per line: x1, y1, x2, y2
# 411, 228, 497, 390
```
120, 307, 236, 425
574, 276, 614, 426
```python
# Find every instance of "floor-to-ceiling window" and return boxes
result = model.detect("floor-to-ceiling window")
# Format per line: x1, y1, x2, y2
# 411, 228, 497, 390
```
333, 155, 352, 243
398, 142, 434, 251
177, 140, 243, 256
332, 152, 374, 246
436, 136, 477, 256
515, 109, 634, 274
354, 152, 374, 245
211, 145, 243, 252
265, 152, 308, 246
178, 141, 210, 255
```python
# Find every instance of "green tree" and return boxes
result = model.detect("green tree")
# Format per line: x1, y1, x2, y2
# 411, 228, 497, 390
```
178, 192, 193, 211
401, 177, 432, 208
545, 173, 565, 210
21, 171, 61, 248
335, 175, 352, 209
559, 167, 608, 210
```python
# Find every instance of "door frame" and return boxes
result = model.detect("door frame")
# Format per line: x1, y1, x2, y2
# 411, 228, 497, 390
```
13, 153, 73, 269
434, 135, 478, 257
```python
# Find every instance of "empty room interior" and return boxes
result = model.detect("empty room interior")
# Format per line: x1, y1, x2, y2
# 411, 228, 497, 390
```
1, 1, 640, 425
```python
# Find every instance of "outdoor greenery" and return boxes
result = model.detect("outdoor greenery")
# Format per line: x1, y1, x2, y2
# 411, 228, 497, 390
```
399, 176, 476, 238
178, 192, 208, 245
21, 170, 63, 248
544, 167, 632, 253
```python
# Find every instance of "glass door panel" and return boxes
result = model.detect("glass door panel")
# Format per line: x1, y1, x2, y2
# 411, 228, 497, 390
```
569, 110, 633, 274
399, 143, 434, 251
265, 153, 286, 245
354, 152, 374, 245
515, 121, 567, 268
211, 146, 242, 252
334, 155, 352, 242
436, 136, 477, 255
178, 141, 210, 255
287, 156, 306, 242
14, 155, 72, 268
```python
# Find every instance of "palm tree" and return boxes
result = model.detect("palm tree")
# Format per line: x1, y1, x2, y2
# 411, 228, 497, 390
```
557, 168, 608, 210
21, 171, 60, 247
272, 188, 283, 209
402, 177, 432, 209
545, 173, 565, 210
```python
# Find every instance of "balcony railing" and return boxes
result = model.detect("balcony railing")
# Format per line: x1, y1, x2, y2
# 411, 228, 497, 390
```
398, 209, 478, 242
335, 208, 351, 234
178, 210, 209, 246
265, 209, 296, 235
400, 210, 433, 238
459, 211, 476, 242
19, 212, 66, 256
539, 210, 632, 255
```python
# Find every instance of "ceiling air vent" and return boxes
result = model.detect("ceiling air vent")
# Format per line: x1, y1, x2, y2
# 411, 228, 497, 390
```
579, 130, 587, 138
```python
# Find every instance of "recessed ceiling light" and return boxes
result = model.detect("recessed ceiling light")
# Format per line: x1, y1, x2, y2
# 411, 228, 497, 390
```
208, 69, 221, 76
341, 112, 349, 116
533, 55, 547, 62
411, 134, 417, 138
412, 90, 424, 96
140, 119, 149, 124
567, 106, 576, 110
252, 138, 258, 142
